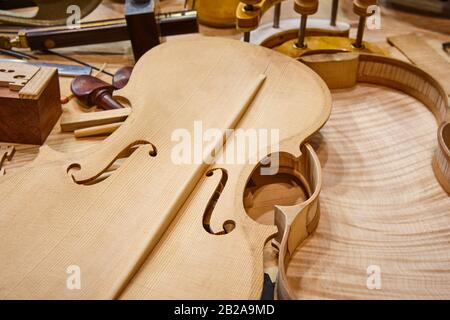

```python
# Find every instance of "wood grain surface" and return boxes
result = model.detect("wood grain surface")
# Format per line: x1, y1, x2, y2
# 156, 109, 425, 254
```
287, 84, 450, 299
0, 0, 449, 300
388, 34, 450, 97
0, 37, 331, 299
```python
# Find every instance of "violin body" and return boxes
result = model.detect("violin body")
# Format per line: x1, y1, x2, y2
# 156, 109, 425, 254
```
278, 52, 450, 299
0, 37, 330, 299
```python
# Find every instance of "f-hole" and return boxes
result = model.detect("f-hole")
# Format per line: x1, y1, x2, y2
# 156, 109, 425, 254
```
243, 153, 311, 225
202, 168, 236, 235
67, 140, 157, 185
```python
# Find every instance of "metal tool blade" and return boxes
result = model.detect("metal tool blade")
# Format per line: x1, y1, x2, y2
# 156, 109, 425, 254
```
0, 58, 91, 76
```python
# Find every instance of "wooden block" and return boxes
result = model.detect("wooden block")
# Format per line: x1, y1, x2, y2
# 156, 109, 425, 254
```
0, 63, 61, 145
60, 107, 131, 132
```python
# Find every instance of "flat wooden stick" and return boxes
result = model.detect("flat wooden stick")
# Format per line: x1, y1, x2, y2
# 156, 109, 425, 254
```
60, 108, 131, 132
74, 122, 123, 138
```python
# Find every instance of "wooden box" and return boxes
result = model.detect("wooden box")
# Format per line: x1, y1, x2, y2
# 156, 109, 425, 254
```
0, 64, 61, 145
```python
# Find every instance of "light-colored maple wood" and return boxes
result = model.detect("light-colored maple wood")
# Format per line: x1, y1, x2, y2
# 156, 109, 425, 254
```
60, 108, 131, 132
0, 37, 330, 299
274, 143, 321, 300
318, 52, 450, 167
267, 52, 450, 299
19, 67, 57, 99
300, 53, 360, 88
0, 62, 40, 91
300, 53, 450, 193
286, 84, 450, 299
435, 122, 450, 193
388, 34, 450, 97
74, 122, 123, 138
2, 0, 449, 300
0, 62, 57, 99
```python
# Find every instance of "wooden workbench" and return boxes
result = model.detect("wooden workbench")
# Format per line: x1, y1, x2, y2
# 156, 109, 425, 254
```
1, 0, 450, 299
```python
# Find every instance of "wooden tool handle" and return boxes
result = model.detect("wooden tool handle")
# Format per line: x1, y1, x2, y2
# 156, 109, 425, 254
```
71, 75, 124, 110
21, 20, 129, 50
113, 66, 133, 90
18, 11, 198, 51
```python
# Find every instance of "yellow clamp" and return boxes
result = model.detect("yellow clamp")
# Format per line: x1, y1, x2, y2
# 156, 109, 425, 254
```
236, 0, 284, 32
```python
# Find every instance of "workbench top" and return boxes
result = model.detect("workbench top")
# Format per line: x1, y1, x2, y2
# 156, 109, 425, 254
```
1, 0, 449, 300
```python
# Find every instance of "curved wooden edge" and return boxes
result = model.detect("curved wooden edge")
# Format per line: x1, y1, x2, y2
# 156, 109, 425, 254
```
357, 54, 449, 123
274, 36, 387, 58
251, 18, 350, 47
434, 122, 450, 193
275, 143, 322, 300
300, 52, 450, 194
274, 52, 450, 300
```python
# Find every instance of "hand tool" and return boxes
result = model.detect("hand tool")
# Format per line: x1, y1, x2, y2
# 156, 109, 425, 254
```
0, 58, 91, 76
